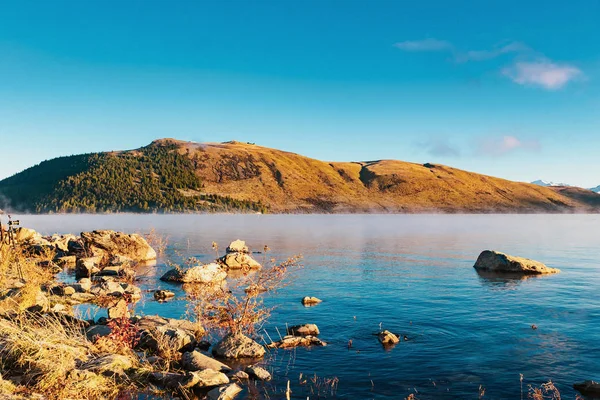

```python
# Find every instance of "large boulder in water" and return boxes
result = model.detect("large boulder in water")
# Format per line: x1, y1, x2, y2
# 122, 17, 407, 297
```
226, 240, 249, 254
473, 250, 560, 275
80, 230, 156, 262
160, 263, 227, 284
212, 333, 265, 359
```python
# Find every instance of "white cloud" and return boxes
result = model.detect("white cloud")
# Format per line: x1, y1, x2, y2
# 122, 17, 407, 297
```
454, 42, 529, 63
476, 136, 541, 156
393, 39, 453, 52
502, 61, 582, 90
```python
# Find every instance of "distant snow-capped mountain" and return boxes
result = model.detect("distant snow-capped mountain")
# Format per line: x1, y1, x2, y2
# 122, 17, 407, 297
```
590, 185, 600, 193
531, 179, 571, 187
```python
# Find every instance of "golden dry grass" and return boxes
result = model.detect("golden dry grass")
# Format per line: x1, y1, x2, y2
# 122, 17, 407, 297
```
152, 139, 600, 213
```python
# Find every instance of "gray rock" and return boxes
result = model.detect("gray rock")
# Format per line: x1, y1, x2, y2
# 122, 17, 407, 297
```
75, 257, 102, 279
70, 292, 97, 303
192, 368, 230, 387
90, 281, 125, 297
55, 255, 77, 267
244, 365, 271, 381
160, 263, 227, 284
473, 250, 560, 275
208, 383, 243, 400
212, 333, 265, 359
574, 380, 600, 396
231, 371, 249, 381
182, 350, 231, 372
86, 324, 113, 340
266, 335, 327, 349
150, 371, 200, 389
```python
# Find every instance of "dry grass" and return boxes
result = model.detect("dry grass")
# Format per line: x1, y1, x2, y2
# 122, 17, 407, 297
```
160, 139, 600, 213
143, 228, 168, 257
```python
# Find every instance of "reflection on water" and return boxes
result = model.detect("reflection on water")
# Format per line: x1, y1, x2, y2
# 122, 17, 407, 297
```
18, 214, 600, 399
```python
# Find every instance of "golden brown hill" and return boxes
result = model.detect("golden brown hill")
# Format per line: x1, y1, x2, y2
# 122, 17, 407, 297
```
153, 138, 600, 213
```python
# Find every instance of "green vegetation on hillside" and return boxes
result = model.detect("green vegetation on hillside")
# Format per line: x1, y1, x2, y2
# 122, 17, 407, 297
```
0, 143, 267, 213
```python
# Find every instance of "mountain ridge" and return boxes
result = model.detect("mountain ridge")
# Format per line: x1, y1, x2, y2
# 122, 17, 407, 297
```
1, 138, 599, 214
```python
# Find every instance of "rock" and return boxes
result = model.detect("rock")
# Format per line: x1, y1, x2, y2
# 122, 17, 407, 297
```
226, 240, 249, 254
97, 266, 121, 276
74, 278, 92, 293
50, 303, 67, 313
160, 263, 227, 284
86, 324, 113, 340
154, 290, 175, 301
218, 253, 261, 270
107, 299, 130, 319
108, 255, 133, 266
232, 371, 249, 381
378, 330, 400, 345
266, 335, 327, 349
289, 324, 320, 337
212, 333, 265, 359
138, 324, 196, 353
55, 255, 77, 267
150, 371, 200, 389
244, 365, 271, 381
301, 296, 322, 306
90, 281, 125, 297
197, 340, 211, 351
473, 250, 560, 275
121, 283, 142, 300
182, 350, 232, 372
14, 228, 39, 243
208, 383, 243, 400
75, 257, 102, 279
48, 234, 78, 252
62, 286, 76, 296
193, 369, 230, 387
574, 381, 600, 396
70, 292, 97, 303
80, 230, 157, 262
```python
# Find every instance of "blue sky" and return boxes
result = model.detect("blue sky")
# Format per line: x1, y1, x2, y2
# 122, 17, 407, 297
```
0, 0, 599, 187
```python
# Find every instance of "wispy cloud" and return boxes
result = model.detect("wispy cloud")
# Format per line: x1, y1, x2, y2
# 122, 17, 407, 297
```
393, 39, 453, 52
502, 61, 583, 90
416, 138, 461, 158
476, 135, 541, 156
454, 42, 529, 63
394, 38, 584, 90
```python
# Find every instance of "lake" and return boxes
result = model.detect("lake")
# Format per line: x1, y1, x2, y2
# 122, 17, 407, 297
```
17, 214, 600, 399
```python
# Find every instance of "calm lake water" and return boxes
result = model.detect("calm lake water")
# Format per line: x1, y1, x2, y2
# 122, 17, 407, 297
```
17, 214, 600, 399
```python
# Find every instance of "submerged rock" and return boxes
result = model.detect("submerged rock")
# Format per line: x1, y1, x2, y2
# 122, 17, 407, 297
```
301, 296, 322, 306
154, 290, 175, 301
160, 263, 227, 284
289, 324, 320, 337
212, 333, 265, 359
266, 335, 327, 349
473, 250, 560, 275
378, 330, 400, 345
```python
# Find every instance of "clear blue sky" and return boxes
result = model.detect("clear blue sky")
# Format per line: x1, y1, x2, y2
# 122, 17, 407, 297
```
1, 0, 599, 187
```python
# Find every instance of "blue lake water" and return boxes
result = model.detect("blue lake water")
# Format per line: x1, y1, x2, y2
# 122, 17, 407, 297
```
19, 214, 600, 399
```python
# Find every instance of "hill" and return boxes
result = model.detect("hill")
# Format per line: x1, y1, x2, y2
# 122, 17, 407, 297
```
1, 138, 599, 213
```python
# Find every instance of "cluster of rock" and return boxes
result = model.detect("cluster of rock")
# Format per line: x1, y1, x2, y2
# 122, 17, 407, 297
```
16, 228, 157, 281
267, 323, 327, 349
217, 240, 262, 270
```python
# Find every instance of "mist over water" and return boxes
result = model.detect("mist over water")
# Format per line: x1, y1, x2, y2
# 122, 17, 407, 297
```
19, 214, 600, 399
